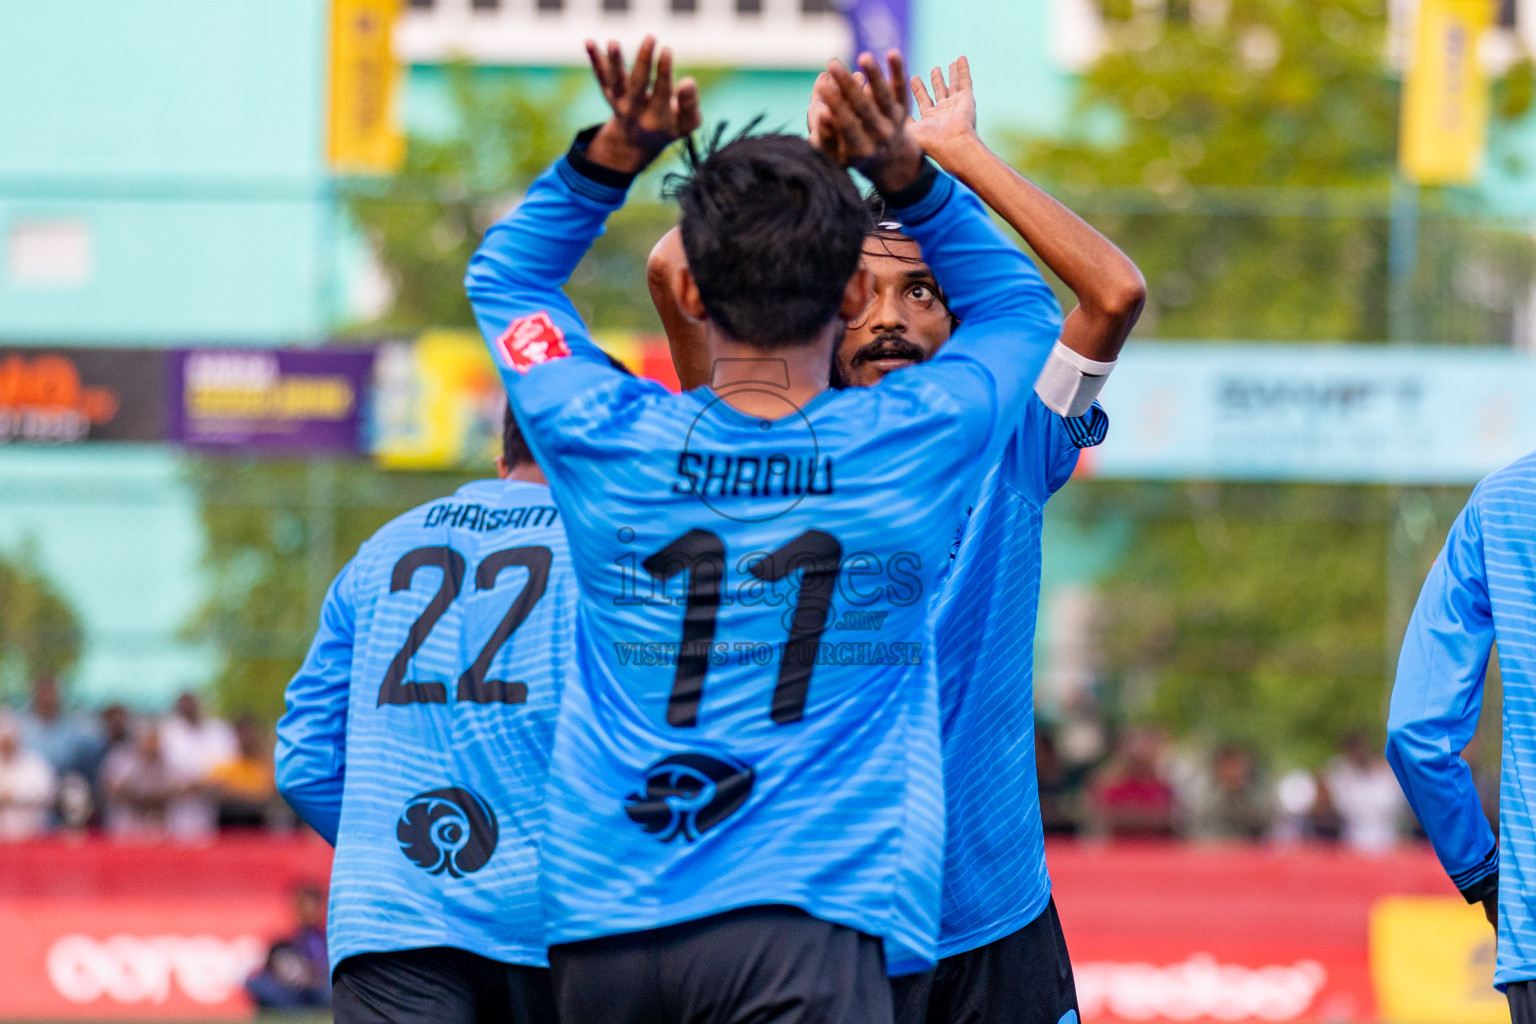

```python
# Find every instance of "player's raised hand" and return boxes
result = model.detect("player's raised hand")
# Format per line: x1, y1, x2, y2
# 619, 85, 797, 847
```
821, 50, 925, 193
909, 57, 979, 166
807, 69, 868, 167
584, 36, 701, 174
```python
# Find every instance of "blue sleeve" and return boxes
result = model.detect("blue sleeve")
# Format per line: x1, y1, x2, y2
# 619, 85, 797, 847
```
1386, 493, 1499, 903
275, 562, 357, 846
886, 169, 1065, 471
1005, 398, 1108, 506
464, 129, 639, 472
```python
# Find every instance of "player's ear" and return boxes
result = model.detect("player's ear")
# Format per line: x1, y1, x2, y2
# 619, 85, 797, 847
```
494, 455, 510, 480
675, 266, 709, 324
838, 265, 874, 321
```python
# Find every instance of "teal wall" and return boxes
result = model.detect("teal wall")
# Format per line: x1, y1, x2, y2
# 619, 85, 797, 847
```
912, 0, 1073, 142
0, 448, 210, 709
0, 0, 333, 343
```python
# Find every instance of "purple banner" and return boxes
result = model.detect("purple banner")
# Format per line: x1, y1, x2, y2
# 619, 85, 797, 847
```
843, 0, 908, 61
168, 348, 375, 453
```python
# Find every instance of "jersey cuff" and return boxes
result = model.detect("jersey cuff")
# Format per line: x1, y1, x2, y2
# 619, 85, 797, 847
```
1062, 403, 1109, 449
561, 125, 637, 204
1460, 869, 1498, 905
1453, 844, 1500, 903
878, 160, 948, 226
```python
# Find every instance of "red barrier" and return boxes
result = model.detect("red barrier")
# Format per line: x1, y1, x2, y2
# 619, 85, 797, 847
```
0, 838, 1463, 1022
1049, 842, 1459, 1022
0, 837, 331, 1021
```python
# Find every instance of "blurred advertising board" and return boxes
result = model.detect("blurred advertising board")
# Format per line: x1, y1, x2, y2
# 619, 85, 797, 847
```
1399, 0, 1495, 185
0, 348, 165, 444
1052, 844, 1473, 1023
371, 330, 676, 470
1371, 897, 1505, 1023
0, 839, 330, 1021
167, 348, 375, 453
326, 0, 404, 174
1088, 344, 1536, 484
0, 840, 1495, 1023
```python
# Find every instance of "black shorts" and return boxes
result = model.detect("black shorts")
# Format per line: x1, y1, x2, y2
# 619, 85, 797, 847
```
333, 946, 557, 1024
892, 899, 1078, 1024
1512, 980, 1536, 1024
549, 904, 891, 1024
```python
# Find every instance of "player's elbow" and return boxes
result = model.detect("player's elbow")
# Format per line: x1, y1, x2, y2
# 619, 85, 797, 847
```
1086, 268, 1147, 322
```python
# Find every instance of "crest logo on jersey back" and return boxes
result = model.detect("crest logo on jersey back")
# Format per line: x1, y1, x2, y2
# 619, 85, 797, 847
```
624, 752, 754, 842
397, 786, 499, 877
496, 311, 570, 373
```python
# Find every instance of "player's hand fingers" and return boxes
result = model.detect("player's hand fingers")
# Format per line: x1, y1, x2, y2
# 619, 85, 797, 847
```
606, 41, 626, 99
586, 40, 614, 97
810, 107, 842, 161
911, 75, 935, 114
822, 73, 876, 156
885, 50, 911, 118
651, 46, 674, 112
675, 77, 701, 135
857, 53, 899, 126
627, 35, 657, 102
930, 67, 949, 103
954, 55, 973, 92
840, 57, 895, 143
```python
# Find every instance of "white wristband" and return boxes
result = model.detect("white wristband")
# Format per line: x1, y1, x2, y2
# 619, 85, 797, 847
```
1034, 341, 1115, 418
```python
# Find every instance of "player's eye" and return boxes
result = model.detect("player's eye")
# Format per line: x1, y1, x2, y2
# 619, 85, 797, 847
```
906, 283, 936, 308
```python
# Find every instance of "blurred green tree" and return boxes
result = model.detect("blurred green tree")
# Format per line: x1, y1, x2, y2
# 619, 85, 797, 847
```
1020, 0, 1530, 765
1020, 0, 1534, 344
0, 543, 82, 699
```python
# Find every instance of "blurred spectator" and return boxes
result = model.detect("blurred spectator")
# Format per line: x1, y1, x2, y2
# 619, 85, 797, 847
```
79, 704, 134, 830
1037, 725, 1085, 836
17, 675, 102, 778
209, 717, 280, 830
1272, 768, 1343, 844
1090, 728, 1177, 840
1187, 744, 1272, 842
102, 726, 182, 837
0, 715, 56, 839
18, 675, 104, 827
1325, 732, 1409, 854
245, 884, 331, 1011
159, 691, 236, 840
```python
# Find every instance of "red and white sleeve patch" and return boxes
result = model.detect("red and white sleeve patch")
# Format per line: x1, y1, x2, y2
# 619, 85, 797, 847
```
495, 311, 570, 373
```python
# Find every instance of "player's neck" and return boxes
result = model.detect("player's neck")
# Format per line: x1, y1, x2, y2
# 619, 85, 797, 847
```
706, 327, 834, 418
506, 463, 548, 486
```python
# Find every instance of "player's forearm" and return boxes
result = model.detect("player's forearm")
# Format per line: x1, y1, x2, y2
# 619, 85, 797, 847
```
646, 228, 712, 390
935, 136, 1144, 362
1386, 724, 1498, 901
1386, 555, 1499, 903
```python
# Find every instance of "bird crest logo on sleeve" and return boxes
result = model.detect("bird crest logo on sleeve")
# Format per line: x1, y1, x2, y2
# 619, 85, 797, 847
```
496, 311, 570, 373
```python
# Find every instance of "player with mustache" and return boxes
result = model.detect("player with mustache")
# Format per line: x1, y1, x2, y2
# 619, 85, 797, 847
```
648, 57, 1145, 1024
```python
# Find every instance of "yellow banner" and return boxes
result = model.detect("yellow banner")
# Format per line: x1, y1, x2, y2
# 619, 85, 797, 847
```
373, 331, 502, 471
327, 0, 404, 174
1399, 0, 1495, 185
1370, 896, 1505, 1023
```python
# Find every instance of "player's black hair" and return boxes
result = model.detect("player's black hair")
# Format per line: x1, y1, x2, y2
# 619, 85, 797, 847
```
664, 122, 873, 348
501, 352, 633, 468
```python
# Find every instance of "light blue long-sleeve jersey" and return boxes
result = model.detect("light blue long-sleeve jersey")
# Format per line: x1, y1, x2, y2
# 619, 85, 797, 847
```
934, 398, 1106, 958
1388, 450, 1536, 988
276, 479, 576, 972
464, 140, 1061, 975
